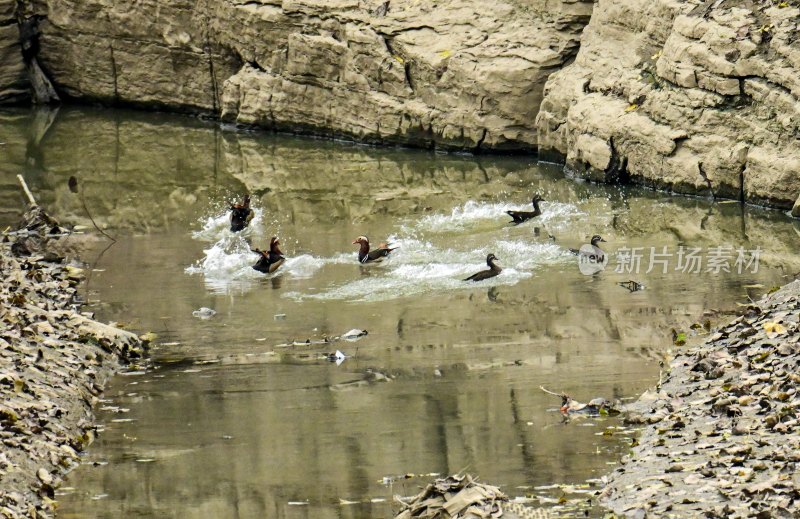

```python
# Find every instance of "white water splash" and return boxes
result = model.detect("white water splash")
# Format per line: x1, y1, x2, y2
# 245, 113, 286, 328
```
414, 200, 517, 233
185, 231, 346, 294
186, 197, 583, 298
284, 238, 569, 303
409, 199, 584, 234
191, 207, 265, 242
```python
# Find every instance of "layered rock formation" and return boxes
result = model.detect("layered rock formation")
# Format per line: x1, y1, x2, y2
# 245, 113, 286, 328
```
1, 0, 59, 104
214, 0, 592, 149
536, 0, 800, 210
3, 0, 800, 209
7, 0, 593, 150
0, 0, 30, 102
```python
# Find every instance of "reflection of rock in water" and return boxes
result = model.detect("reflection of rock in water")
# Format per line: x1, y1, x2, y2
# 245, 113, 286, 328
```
25, 106, 60, 175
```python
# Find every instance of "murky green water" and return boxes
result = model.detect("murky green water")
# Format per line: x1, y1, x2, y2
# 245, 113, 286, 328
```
2, 106, 799, 518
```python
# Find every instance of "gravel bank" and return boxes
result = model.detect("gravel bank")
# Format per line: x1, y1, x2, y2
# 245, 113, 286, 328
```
600, 281, 800, 517
0, 206, 147, 518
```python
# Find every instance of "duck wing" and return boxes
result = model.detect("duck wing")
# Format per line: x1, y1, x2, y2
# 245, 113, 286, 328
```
506, 210, 531, 224
252, 256, 271, 273
464, 269, 499, 282
267, 257, 285, 273
364, 246, 396, 263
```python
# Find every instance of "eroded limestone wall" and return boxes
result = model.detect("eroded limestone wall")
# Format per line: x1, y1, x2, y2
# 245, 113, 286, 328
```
0, 0, 28, 102
4, 0, 800, 210
25, 0, 594, 151
536, 0, 800, 210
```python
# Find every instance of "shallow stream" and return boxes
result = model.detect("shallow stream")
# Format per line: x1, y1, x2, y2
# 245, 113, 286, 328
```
2, 106, 799, 518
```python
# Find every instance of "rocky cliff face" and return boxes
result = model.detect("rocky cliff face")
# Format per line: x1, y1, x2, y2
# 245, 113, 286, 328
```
4, 0, 800, 210
18, 0, 593, 151
0, 0, 29, 102
536, 0, 800, 211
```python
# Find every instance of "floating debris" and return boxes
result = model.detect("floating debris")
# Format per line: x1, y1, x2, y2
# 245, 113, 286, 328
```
192, 307, 216, 319
394, 474, 508, 519
276, 328, 369, 348
618, 280, 644, 292
341, 328, 368, 340
326, 350, 348, 366
539, 386, 621, 417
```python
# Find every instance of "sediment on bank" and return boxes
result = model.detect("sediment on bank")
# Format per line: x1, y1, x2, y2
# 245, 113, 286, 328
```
0, 204, 147, 518
600, 281, 800, 517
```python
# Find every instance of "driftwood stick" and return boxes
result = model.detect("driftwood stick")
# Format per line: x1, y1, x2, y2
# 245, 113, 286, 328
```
16, 175, 37, 207
539, 385, 566, 397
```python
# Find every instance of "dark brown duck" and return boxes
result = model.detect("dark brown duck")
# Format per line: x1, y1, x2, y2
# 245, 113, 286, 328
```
506, 194, 544, 225
230, 195, 254, 232
464, 253, 501, 282
252, 236, 285, 274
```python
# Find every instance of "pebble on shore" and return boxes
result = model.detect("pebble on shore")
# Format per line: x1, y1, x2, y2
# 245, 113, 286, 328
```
0, 206, 147, 518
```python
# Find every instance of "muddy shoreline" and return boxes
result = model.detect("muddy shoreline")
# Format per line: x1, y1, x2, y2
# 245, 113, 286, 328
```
0, 206, 146, 519
599, 282, 800, 517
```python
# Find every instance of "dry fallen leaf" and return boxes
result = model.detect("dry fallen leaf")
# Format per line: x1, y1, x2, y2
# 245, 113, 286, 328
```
763, 322, 786, 334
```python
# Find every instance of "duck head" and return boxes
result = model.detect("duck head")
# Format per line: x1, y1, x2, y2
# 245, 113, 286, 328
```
270, 236, 282, 254
353, 235, 370, 254
486, 253, 499, 266
590, 235, 606, 246
243, 195, 251, 208
532, 194, 544, 204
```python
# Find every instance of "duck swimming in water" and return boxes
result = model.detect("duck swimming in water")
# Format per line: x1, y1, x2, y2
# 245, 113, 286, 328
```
506, 194, 544, 225
252, 236, 285, 274
230, 195, 254, 232
353, 235, 396, 264
464, 253, 502, 282
569, 235, 606, 262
